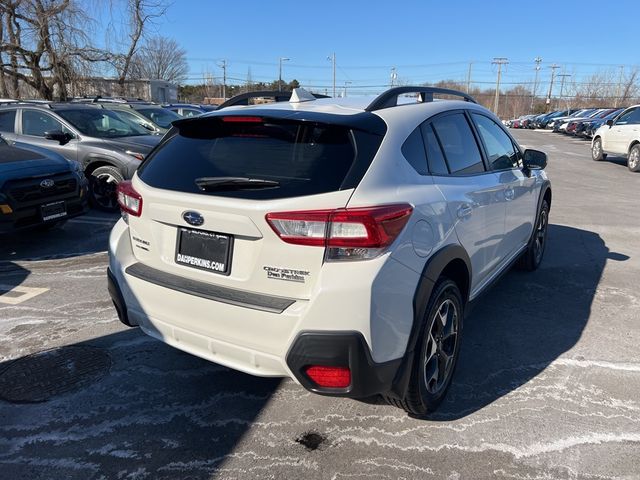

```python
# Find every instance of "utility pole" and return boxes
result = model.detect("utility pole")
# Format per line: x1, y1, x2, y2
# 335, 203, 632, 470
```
557, 73, 571, 110
492, 57, 508, 116
218, 60, 227, 100
278, 57, 290, 92
545, 64, 560, 112
615, 65, 624, 108
327, 53, 336, 97
390, 67, 397, 87
530, 56, 542, 111
466, 62, 473, 93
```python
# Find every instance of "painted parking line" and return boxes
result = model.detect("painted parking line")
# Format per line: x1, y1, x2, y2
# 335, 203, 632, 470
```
0, 285, 49, 305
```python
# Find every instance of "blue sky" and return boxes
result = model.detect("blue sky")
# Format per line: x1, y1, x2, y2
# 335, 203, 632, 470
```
148, 0, 638, 95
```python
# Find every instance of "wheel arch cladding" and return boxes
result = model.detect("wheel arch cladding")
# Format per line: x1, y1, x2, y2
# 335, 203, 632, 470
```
629, 140, 640, 154
388, 244, 471, 399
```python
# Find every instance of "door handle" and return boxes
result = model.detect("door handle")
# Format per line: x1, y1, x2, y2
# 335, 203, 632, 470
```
457, 204, 473, 219
504, 187, 515, 201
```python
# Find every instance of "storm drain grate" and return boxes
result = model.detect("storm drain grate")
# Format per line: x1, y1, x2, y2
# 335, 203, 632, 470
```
0, 346, 111, 403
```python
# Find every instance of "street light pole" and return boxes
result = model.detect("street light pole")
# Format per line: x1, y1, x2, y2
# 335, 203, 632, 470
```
278, 57, 290, 92
530, 56, 542, 111
327, 53, 336, 97
343, 81, 352, 97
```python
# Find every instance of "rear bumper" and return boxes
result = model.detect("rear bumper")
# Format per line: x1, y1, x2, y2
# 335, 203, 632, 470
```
286, 331, 401, 398
107, 218, 416, 397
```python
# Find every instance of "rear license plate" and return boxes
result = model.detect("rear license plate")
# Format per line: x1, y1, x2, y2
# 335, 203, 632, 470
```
41, 201, 67, 221
175, 227, 233, 275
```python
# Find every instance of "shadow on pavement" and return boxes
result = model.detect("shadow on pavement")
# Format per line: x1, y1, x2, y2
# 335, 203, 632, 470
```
431, 223, 629, 419
0, 212, 118, 262
0, 328, 281, 479
0, 262, 31, 303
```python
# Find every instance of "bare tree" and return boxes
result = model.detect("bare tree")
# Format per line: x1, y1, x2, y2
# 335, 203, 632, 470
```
114, 0, 169, 94
129, 35, 188, 83
0, 0, 109, 100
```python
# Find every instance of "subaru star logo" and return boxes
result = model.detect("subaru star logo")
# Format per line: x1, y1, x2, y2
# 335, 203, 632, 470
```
182, 211, 204, 226
40, 179, 55, 188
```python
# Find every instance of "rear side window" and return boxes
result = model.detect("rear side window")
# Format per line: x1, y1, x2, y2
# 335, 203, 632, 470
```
0, 110, 16, 133
421, 124, 449, 175
431, 113, 484, 175
401, 128, 428, 175
139, 118, 364, 199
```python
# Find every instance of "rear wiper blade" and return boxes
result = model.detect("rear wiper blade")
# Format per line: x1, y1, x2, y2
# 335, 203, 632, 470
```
195, 176, 280, 191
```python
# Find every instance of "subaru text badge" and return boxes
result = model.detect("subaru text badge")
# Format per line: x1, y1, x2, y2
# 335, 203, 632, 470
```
182, 211, 204, 226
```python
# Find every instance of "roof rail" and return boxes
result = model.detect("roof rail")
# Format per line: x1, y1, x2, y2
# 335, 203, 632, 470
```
4, 100, 53, 108
365, 86, 476, 112
217, 90, 330, 109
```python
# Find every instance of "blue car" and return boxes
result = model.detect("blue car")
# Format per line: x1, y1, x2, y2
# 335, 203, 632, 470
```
0, 135, 88, 233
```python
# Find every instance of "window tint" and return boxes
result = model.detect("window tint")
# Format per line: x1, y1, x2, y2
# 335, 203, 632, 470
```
421, 123, 448, 175
472, 113, 520, 170
138, 118, 368, 200
615, 108, 636, 125
431, 113, 484, 174
57, 109, 149, 138
136, 107, 181, 128
22, 110, 66, 137
401, 128, 428, 175
627, 108, 640, 125
181, 109, 201, 118
0, 110, 16, 133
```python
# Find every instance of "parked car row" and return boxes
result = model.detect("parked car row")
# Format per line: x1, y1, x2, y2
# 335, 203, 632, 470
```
506, 105, 640, 172
0, 92, 308, 233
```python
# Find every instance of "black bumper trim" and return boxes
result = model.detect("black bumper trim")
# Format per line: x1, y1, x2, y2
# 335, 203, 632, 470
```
124, 262, 296, 314
107, 268, 134, 327
286, 331, 401, 398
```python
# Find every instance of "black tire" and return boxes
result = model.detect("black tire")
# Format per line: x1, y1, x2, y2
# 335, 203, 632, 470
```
387, 278, 463, 417
628, 144, 640, 172
592, 137, 606, 161
517, 199, 550, 271
89, 165, 124, 212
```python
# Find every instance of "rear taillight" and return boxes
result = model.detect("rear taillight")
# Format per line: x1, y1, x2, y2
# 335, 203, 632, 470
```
266, 204, 413, 261
116, 180, 142, 217
305, 365, 351, 388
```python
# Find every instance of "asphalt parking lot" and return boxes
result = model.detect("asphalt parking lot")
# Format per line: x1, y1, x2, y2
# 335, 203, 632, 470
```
1, 130, 639, 480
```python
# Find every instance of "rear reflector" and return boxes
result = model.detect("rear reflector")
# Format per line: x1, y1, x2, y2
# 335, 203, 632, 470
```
116, 180, 143, 217
266, 204, 413, 260
305, 365, 351, 388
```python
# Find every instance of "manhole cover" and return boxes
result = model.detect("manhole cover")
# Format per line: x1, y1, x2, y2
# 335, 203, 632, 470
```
0, 346, 111, 403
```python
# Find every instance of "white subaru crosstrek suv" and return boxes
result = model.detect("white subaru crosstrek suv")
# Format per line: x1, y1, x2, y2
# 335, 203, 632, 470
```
108, 87, 551, 416
591, 104, 640, 172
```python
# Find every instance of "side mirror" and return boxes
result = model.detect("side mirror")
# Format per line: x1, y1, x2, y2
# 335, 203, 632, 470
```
44, 130, 72, 145
523, 149, 547, 171
606, 119, 614, 127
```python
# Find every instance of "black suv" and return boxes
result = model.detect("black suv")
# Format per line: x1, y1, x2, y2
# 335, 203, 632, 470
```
0, 134, 88, 233
0, 103, 162, 211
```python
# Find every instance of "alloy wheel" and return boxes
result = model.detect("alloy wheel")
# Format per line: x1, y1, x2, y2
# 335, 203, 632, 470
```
423, 298, 459, 395
90, 172, 119, 210
534, 208, 548, 264
629, 147, 640, 170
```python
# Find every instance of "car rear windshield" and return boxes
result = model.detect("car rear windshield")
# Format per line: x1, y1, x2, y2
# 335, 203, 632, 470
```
135, 107, 181, 128
138, 117, 371, 199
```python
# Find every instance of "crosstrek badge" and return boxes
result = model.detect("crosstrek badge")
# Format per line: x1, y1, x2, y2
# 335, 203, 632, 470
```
264, 266, 310, 283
